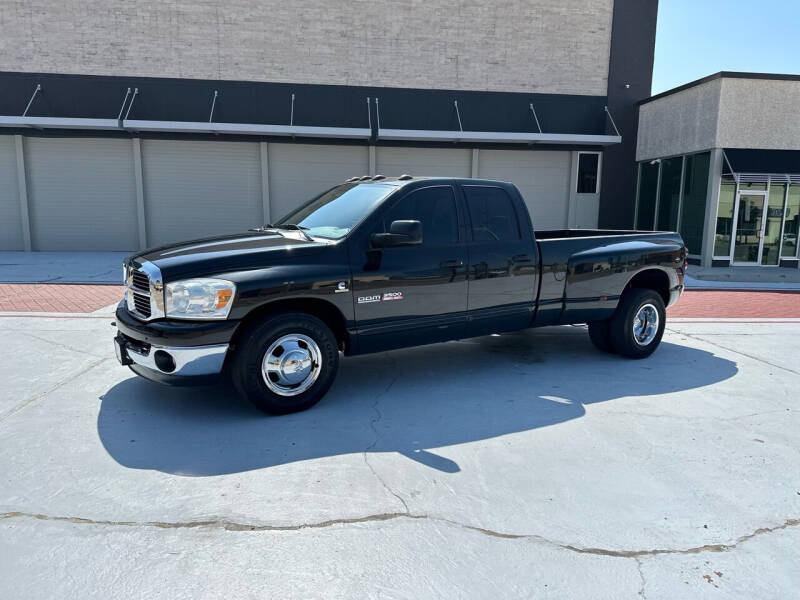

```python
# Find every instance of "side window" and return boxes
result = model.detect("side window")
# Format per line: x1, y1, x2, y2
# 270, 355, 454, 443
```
380, 186, 458, 245
463, 186, 521, 242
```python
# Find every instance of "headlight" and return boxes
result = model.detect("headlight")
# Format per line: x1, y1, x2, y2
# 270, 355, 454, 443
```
165, 278, 236, 320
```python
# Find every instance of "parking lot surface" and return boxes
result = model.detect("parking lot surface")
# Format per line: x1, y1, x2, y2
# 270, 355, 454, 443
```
0, 312, 798, 599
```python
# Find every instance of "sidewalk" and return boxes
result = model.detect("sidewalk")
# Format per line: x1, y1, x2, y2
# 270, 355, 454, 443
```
686, 265, 800, 290
0, 252, 128, 284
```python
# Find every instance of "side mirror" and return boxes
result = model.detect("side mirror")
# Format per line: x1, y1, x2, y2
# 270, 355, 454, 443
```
370, 220, 423, 248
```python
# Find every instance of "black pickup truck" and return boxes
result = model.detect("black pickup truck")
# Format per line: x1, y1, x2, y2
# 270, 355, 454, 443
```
114, 176, 686, 414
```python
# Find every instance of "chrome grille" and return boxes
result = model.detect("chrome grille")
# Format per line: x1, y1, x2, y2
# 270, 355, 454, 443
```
132, 291, 152, 318
131, 270, 150, 292
125, 260, 164, 321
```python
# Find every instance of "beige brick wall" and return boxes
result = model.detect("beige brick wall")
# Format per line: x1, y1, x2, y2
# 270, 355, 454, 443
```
0, 0, 613, 95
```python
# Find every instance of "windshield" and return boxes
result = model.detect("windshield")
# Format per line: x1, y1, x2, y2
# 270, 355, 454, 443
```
276, 183, 396, 239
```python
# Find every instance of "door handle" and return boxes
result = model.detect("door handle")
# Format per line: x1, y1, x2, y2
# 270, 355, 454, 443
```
512, 254, 532, 263
440, 259, 464, 268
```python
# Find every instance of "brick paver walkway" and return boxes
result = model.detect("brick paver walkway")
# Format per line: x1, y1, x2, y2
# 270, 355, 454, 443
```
0, 284, 799, 318
667, 290, 800, 318
0, 284, 124, 313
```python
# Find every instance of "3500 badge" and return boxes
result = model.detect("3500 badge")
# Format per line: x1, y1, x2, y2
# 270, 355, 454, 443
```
357, 292, 404, 304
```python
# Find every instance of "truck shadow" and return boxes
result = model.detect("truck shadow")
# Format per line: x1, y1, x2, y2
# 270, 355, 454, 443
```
97, 326, 738, 476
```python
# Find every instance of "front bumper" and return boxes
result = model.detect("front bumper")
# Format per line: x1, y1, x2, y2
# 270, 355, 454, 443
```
114, 303, 236, 384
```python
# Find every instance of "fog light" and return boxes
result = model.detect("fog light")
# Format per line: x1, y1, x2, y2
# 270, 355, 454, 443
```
153, 350, 176, 373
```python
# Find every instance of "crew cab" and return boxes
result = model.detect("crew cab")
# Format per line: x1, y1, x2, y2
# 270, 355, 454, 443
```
114, 176, 687, 414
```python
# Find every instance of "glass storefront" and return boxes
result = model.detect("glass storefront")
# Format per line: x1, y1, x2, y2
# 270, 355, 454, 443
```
713, 181, 735, 256
635, 153, 800, 266
714, 179, 800, 263
636, 162, 659, 230
762, 184, 786, 265
635, 152, 709, 255
782, 185, 800, 258
680, 153, 710, 255
656, 157, 683, 231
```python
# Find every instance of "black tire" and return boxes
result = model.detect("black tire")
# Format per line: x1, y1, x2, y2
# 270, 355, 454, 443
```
608, 288, 666, 359
231, 312, 339, 415
587, 320, 615, 353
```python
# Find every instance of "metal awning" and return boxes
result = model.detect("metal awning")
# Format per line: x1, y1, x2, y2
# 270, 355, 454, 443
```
722, 149, 800, 184
376, 128, 621, 145
375, 100, 621, 146
121, 120, 371, 139
0, 75, 620, 145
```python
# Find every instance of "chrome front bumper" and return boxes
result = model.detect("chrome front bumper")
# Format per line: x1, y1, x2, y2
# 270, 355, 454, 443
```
115, 334, 228, 377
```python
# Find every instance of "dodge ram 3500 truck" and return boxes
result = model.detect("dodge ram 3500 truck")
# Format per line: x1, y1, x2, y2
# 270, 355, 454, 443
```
114, 176, 686, 414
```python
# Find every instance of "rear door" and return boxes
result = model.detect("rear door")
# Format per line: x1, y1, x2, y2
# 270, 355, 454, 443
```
461, 184, 538, 337
350, 183, 469, 353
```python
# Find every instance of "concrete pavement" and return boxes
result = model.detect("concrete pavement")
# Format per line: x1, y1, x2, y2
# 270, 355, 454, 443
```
0, 315, 798, 599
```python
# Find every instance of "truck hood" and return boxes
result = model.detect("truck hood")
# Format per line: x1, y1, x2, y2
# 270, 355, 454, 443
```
130, 231, 329, 280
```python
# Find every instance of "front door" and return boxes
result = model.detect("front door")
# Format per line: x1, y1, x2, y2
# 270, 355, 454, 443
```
350, 184, 469, 353
732, 192, 768, 265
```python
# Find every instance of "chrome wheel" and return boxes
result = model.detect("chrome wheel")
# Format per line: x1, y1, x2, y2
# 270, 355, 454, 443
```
632, 303, 659, 346
261, 334, 322, 396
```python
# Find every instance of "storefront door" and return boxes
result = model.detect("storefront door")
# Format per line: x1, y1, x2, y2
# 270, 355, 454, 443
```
732, 191, 768, 265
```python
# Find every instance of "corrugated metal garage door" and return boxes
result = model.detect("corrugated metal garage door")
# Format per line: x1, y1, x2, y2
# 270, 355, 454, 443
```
25, 138, 139, 251
268, 144, 369, 220
478, 150, 571, 230
376, 147, 471, 178
0, 137, 23, 250
142, 140, 263, 246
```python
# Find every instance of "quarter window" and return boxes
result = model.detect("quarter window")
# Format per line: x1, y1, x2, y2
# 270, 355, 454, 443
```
380, 186, 458, 245
463, 186, 521, 242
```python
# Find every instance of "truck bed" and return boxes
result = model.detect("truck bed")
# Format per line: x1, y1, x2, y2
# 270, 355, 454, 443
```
533, 230, 685, 327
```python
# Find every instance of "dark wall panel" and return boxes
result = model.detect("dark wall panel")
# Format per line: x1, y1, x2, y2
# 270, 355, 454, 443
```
599, 0, 659, 229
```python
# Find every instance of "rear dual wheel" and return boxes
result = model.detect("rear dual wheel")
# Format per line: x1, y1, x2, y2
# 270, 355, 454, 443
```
588, 288, 666, 359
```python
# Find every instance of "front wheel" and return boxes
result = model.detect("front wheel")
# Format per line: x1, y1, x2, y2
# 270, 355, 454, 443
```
608, 288, 666, 359
231, 312, 339, 415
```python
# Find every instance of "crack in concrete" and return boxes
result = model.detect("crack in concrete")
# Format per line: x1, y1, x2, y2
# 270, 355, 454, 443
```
634, 557, 647, 599
0, 510, 418, 532
3, 510, 796, 561
362, 356, 407, 514
0, 357, 109, 423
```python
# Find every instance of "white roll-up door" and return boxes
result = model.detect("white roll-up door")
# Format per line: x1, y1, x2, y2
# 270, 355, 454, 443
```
478, 150, 571, 230
268, 144, 369, 220
0, 137, 23, 250
142, 139, 263, 246
376, 147, 471, 178
25, 137, 139, 251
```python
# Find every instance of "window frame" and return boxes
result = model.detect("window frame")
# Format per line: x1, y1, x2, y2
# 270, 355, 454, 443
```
575, 151, 602, 195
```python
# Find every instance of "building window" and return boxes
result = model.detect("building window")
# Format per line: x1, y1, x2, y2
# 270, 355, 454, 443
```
714, 181, 737, 257
782, 184, 800, 258
576, 153, 600, 194
679, 152, 710, 255
656, 157, 683, 231
636, 162, 659, 230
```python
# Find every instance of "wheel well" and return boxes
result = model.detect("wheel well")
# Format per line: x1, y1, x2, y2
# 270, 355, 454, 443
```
625, 269, 670, 305
232, 298, 350, 352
